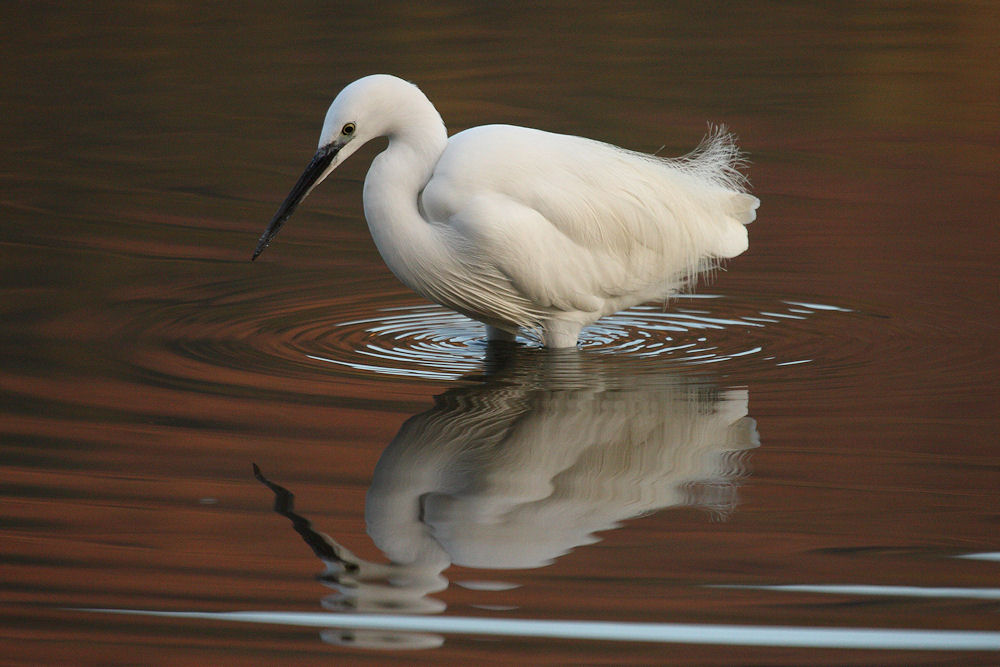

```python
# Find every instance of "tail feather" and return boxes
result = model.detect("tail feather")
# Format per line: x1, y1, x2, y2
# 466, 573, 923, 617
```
728, 193, 760, 225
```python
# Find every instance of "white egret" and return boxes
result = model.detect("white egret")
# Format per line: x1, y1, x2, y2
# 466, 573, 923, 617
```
253, 75, 759, 348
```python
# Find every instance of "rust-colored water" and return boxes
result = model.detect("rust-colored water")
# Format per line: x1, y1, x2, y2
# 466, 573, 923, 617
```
1, 2, 998, 664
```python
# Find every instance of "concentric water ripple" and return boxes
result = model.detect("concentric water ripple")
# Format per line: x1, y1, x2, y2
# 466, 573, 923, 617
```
101, 272, 866, 388
307, 296, 856, 380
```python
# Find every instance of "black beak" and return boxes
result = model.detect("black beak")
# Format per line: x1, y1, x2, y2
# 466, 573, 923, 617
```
252, 143, 339, 260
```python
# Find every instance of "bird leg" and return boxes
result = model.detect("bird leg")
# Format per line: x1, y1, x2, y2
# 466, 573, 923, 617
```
542, 320, 583, 348
486, 325, 516, 343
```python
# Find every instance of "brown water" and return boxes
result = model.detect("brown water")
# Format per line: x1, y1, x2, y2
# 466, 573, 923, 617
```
2, 2, 999, 664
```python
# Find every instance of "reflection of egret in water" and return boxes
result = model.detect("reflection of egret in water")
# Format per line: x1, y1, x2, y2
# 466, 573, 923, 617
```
256, 347, 759, 649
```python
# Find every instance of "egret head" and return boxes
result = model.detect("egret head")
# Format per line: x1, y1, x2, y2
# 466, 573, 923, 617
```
252, 75, 434, 260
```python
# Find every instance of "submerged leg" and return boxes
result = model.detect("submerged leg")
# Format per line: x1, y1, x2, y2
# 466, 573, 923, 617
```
486, 325, 517, 343
542, 320, 582, 348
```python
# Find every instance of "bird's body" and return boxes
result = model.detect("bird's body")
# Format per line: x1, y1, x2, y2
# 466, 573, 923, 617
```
254, 75, 758, 347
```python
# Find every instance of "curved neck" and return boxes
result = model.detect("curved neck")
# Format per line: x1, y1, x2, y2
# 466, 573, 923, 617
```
362, 115, 449, 291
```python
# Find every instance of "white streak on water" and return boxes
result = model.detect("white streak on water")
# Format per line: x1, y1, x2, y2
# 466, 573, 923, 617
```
955, 552, 1000, 562
711, 584, 1000, 600
784, 301, 854, 312
74, 609, 1000, 651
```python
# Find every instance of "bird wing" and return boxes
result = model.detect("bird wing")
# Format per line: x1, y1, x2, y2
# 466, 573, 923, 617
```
422, 124, 754, 316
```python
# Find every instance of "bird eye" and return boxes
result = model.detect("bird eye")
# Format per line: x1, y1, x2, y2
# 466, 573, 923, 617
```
341, 123, 356, 136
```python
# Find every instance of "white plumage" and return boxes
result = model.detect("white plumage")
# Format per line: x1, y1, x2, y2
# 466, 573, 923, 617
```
254, 74, 759, 347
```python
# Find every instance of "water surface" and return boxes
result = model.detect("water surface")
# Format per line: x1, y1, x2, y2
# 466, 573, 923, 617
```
1, 2, 998, 664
